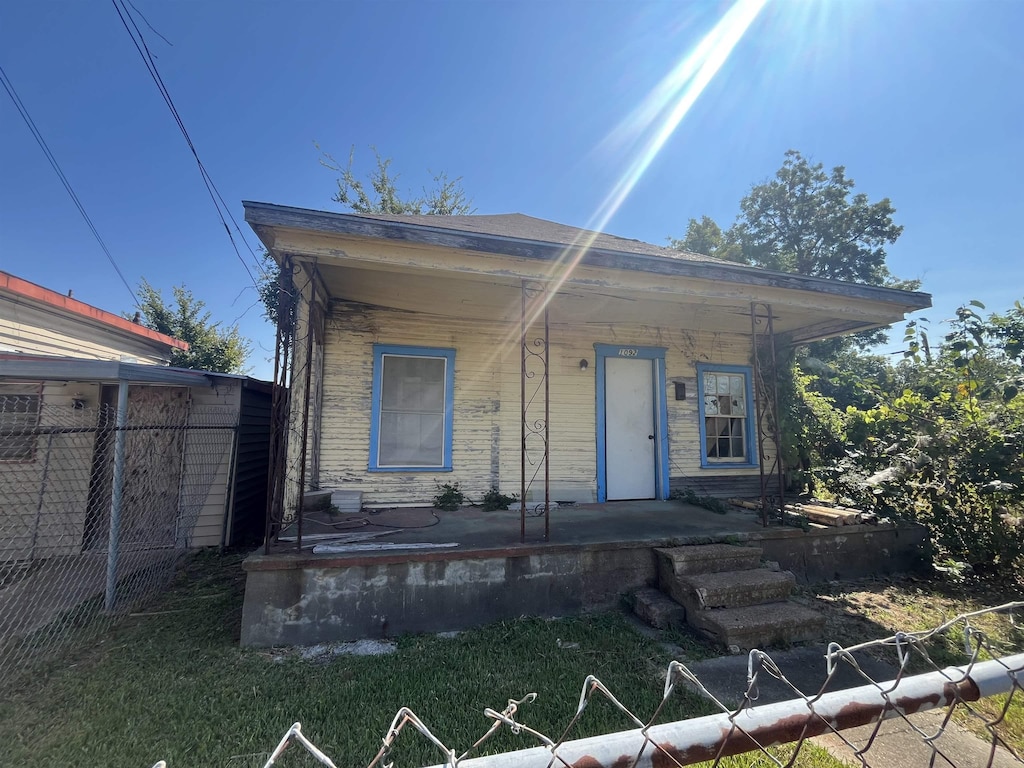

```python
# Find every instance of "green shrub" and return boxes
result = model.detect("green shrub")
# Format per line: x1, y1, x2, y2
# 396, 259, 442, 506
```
480, 487, 517, 511
432, 481, 465, 511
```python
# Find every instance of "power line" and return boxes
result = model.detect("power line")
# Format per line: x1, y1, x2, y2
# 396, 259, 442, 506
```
111, 0, 268, 285
125, 0, 173, 48
0, 64, 140, 307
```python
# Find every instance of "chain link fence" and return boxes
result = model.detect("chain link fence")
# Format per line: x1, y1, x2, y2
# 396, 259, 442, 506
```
150, 603, 1023, 768
0, 386, 237, 682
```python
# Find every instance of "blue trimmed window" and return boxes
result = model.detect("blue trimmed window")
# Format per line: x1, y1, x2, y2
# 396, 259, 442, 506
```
696, 364, 757, 468
369, 345, 455, 472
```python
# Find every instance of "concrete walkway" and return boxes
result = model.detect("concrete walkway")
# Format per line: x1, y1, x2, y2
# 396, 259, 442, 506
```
680, 646, 1021, 767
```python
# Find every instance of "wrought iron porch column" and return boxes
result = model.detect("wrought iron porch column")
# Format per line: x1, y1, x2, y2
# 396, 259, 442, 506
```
750, 301, 785, 526
521, 280, 550, 542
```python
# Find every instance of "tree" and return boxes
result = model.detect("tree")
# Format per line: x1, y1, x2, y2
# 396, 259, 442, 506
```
672, 150, 915, 288
257, 147, 474, 324
668, 215, 744, 262
135, 279, 251, 373
317, 145, 474, 216
733, 149, 907, 286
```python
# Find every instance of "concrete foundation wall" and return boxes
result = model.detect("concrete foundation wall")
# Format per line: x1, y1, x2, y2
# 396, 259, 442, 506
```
748, 523, 932, 584
241, 545, 657, 647
240, 522, 930, 647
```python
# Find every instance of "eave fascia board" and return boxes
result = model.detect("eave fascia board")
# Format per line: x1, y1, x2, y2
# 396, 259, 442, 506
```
243, 201, 932, 312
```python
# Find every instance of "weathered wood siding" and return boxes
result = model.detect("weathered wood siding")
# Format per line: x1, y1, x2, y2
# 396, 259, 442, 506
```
314, 301, 767, 505
0, 296, 172, 364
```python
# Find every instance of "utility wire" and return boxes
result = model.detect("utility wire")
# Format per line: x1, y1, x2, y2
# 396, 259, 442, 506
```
111, 0, 268, 284
0, 64, 140, 307
125, 0, 173, 48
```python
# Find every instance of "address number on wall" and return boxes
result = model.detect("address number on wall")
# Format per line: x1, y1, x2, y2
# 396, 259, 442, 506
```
617, 348, 639, 357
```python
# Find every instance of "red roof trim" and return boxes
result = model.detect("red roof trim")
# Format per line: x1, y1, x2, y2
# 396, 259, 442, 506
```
0, 271, 189, 351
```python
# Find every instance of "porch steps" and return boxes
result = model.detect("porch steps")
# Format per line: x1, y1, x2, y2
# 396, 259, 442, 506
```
662, 568, 796, 611
632, 588, 687, 631
639, 544, 825, 649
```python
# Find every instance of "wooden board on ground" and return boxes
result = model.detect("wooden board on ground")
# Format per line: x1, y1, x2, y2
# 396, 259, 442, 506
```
785, 503, 861, 526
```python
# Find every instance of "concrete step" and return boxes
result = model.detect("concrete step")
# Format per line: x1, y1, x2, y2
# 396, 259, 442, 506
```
665, 568, 795, 612
655, 544, 762, 579
694, 602, 826, 649
631, 587, 687, 631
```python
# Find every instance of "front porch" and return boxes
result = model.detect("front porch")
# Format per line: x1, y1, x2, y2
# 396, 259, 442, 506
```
239, 501, 930, 647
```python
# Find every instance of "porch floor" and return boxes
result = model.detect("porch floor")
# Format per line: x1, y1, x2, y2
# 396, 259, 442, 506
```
273, 500, 770, 557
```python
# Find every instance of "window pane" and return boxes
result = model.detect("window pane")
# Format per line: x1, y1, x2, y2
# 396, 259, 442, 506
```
0, 393, 40, 462
381, 356, 445, 412
717, 376, 730, 395
704, 395, 719, 415
379, 412, 443, 466
730, 375, 744, 395
704, 373, 716, 394
705, 424, 718, 457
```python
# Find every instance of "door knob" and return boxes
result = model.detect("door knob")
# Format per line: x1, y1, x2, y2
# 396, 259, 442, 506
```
648, 434, 655, 439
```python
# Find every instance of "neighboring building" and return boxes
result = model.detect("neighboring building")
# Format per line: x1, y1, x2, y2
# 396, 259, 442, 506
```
0, 270, 187, 364
244, 202, 932, 514
0, 272, 270, 557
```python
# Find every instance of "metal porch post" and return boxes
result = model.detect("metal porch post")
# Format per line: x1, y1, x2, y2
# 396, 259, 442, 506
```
104, 377, 129, 611
750, 302, 785, 526
520, 280, 550, 542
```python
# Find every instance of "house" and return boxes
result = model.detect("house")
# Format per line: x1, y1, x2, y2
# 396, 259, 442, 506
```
0, 271, 274, 674
237, 202, 933, 647
244, 202, 931, 518
0, 270, 272, 556
1, 269, 187, 364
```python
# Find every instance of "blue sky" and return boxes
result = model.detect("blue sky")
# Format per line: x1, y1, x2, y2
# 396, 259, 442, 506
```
2, 0, 1021, 379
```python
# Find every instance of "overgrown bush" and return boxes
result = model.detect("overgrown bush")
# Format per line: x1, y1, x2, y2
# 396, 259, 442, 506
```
432, 481, 465, 511
480, 487, 517, 511
817, 390, 1024, 575
806, 302, 1024, 579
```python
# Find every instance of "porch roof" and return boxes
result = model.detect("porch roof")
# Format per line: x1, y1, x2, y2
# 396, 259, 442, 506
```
0, 355, 213, 387
243, 201, 932, 343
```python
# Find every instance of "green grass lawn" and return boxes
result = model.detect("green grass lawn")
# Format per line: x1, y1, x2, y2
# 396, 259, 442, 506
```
0, 550, 854, 768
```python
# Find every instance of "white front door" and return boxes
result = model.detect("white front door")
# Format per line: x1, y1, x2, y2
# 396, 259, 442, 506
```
605, 357, 657, 500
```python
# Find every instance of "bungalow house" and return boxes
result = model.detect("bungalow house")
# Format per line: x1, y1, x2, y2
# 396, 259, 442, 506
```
243, 202, 931, 522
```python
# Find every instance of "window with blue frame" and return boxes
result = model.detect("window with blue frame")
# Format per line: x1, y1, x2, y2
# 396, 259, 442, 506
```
369, 345, 455, 471
696, 364, 755, 467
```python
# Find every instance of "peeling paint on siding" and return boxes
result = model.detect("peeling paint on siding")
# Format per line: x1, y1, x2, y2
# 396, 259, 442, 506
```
314, 301, 768, 505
